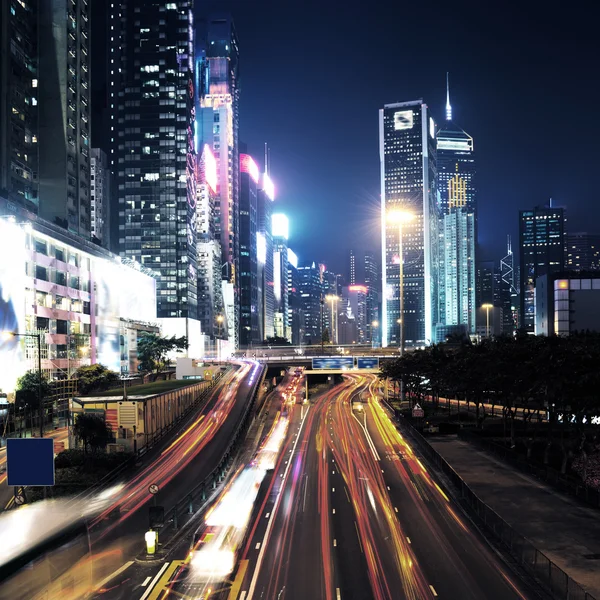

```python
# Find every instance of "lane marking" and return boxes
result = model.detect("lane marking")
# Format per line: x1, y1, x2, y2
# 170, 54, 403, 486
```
255, 542, 261, 550
407, 537, 411, 544
429, 584, 438, 596
333, 539, 337, 547
336, 588, 342, 599
240, 593, 247, 600
332, 487, 335, 492
93, 560, 134, 593
265, 512, 270, 518
228, 560, 249, 600
139, 562, 170, 600
141, 576, 152, 587
395, 506, 398, 513
345, 487, 351, 503
354, 521, 364, 553
332, 508, 336, 514
387, 486, 391, 491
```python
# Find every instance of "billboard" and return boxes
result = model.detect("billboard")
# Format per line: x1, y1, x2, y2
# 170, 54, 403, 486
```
357, 357, 379, 370
0, 220, 26, 394
312, 357, 354, 370
7, 438, 55, 486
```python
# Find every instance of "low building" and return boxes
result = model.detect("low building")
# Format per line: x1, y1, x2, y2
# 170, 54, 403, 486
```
535, 272, 600, 336
0, 208, 158, 394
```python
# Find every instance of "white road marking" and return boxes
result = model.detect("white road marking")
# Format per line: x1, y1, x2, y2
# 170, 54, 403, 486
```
240, 592, 247, 600
141, 576, 152, 587
333, 539, 337, 547
255, 542, 261, 550
265, 512, 270, 518
429, 584, 438, 596
139, 562, 170, 600
387, 486, 391, 490
332, 487, 335, 492
93, 561, 134, 593
395, 507, 398, 513
336, 587, 342, 599
407, 537, 411, 544
332, 508, 336, 514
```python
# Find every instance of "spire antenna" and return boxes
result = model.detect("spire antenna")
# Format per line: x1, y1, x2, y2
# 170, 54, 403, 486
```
445, 72, 452, 121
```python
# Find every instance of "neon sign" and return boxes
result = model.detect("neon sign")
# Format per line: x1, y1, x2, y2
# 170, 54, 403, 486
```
240, 154, 259, 184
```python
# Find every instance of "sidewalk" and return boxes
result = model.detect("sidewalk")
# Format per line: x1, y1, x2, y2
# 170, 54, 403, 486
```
429, 435, 600, 598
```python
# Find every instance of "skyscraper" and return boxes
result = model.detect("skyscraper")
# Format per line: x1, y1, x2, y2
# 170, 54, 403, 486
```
436, 77, 476, 337
0, 0, 38, 213
364, 251, 379, 343
257, 157, 275, 341
90, 149, 111, 249
348, 249, 356, 285
196, 12, 240, 347
272, 214, 289, 340
519, 205, 565, 332
379, 100, 439, 347
239, 151, 259, 346
111, 1, 198, 326
37, 0, 91, 237
298, 262, 323, 346
287, 249, 301, 345
566, 232, 600, 271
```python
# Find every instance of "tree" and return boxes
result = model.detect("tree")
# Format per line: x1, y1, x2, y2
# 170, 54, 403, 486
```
264, 336, 290, 346
75, 364, 120, 394
73, 413, 113, 453
137, 333, 188, 374
15, 370, 52, 409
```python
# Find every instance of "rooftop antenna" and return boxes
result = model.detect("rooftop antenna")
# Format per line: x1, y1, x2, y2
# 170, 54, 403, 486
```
445, 72, 452, 121
264, 142, 268, 175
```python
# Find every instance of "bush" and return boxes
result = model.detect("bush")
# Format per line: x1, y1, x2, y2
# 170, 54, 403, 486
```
54, 448, 86, 468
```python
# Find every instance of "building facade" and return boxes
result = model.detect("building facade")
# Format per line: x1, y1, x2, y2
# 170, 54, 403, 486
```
364, 250, 379, 344
110, 0, 198, 324
379, 100, 439, 347
298, 262, 323, 346
0, 213, 157, 395
0, 0, 39, 213
38, 0, 91, 238
272, 213, 289, 341
196, 12, 240, 347
519, 205, 565, 332
257, 170, 275, 340
90, 148, 111, 248
566, 233, 600, 272
287, 249, 301, 345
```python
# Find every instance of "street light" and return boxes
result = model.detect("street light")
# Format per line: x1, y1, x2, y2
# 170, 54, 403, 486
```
371, 320, 379, 349
482, 304, 493, 339
2, 330, 44, 438
387, 209, 414, 357
325, 295, 339, 345
216, 315, 224, 362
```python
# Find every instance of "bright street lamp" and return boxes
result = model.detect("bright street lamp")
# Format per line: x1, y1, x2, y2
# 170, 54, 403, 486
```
2, 330, 44, 438
387, 209, 414, 357
371, 320, 379, 349
482, 303, 493, 339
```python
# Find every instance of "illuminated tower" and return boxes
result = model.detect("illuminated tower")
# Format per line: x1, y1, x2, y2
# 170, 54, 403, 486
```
379, 100, 439, 347
272, 214, 289, 340
111, 1, 198, 323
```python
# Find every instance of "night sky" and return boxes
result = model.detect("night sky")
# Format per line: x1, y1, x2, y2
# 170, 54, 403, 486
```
93, 1, 600, 279
224, 0, 599, 276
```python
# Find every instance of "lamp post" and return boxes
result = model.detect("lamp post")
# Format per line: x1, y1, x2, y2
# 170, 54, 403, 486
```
3, 331, 44, 437
320, 296, 325, 354
482, 304, 493, 339
325, 295, 339, 345
216, 315, 224, 363
387, 210, 414, 357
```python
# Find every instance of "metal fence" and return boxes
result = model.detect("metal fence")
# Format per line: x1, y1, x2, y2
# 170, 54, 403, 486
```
459, 430, 600, 510
396, 418, 597, 600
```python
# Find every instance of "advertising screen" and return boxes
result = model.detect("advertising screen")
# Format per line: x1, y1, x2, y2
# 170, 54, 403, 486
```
0, 221, 26, 393
312, 357, 355, 370
357, 357, 379, 370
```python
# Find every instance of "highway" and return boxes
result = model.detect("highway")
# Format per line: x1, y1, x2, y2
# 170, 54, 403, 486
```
233, 374, 534, 600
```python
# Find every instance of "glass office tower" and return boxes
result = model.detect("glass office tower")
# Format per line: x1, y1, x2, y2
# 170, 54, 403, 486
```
379, 100, 438, 347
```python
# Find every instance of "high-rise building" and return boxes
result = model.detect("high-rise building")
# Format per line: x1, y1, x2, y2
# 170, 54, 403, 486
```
348, 249, 356, 285
566, 233, 600, 272
343, 285, 368, 343
287, 249, 301, 345
0, 0, 38, 213
196, 144, 224, 341
37, 0, 91, 237
436, 77, 476, 337
90, 149, 111, 249
519, 205, 565, 332
257, 161, 275, 341
500, 236, 518, 333
111, 1, 198, 328
364, 250, 379, 343
298, 262, 323, 346
239, 152, 259, 346
379, 100, 439, 347
272, 213, 289, 340
196, 12, 240, 347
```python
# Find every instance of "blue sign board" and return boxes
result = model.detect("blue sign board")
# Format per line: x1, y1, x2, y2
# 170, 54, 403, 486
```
312, 357, 355, 370
7, 438, 55, 486
357, 357, 379, 370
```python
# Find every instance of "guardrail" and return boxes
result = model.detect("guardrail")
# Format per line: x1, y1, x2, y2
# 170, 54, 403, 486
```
164, 363, 266, 532
380, 403, 597, 600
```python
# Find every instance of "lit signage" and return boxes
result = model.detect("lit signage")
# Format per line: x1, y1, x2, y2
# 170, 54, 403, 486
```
429, 117, 435, 139
394, 110, 413, 131
287, 248, 298, 269
272, 213, 289, 240
257, 232, 266, 264
357, 357, 379, 369
262, 173, 275, 201
240, 154, 259, 184
203, 144, 218, 193
312, 357, 355, 370
437, 139, 473, 152
348, 285, 368, 294
0, 220, 26, 393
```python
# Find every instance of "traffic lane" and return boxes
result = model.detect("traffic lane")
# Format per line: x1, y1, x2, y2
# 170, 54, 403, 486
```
329, 385, 432, 600
366, 396, 530, 600
90, 365, 261, 552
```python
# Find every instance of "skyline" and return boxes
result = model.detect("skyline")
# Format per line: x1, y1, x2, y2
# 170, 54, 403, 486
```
217, 0, 599, 273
